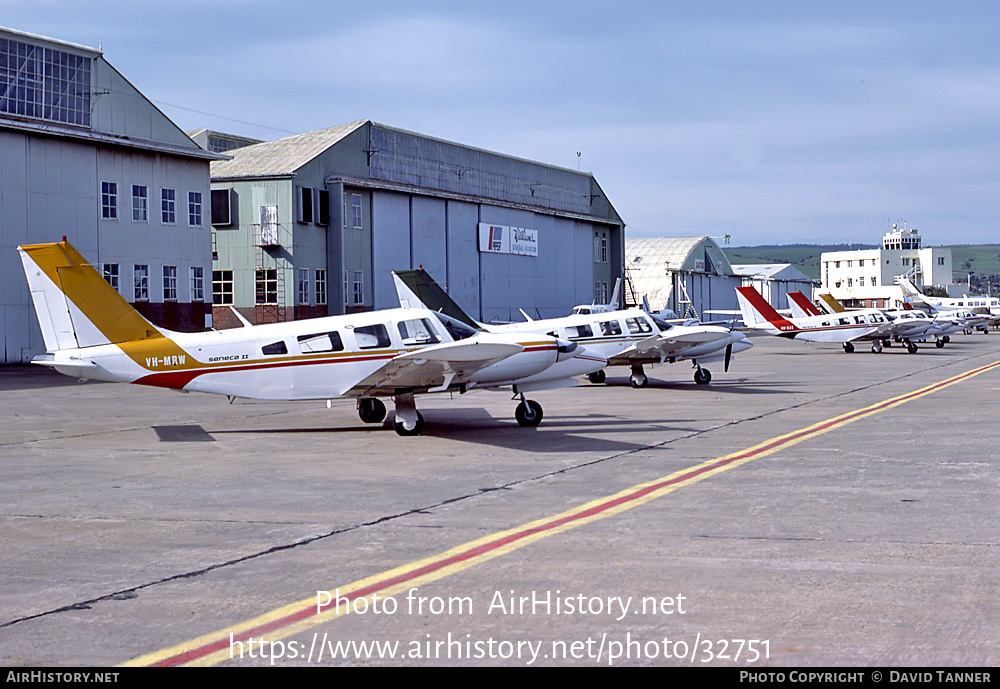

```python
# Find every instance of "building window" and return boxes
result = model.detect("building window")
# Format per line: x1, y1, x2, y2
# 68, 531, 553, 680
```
256, 269, 278, 305
132, 185, 148, 222
161, 189, 176, 224
594, 231, 608, 263
902, 258, 910, 266
298, 268, 309, 304
101, 182, 118, 220
163, 266, 177, 301
353, 270, 364, 305
352, 193, 362, 229
188, 191, 202, 226
938, 256, 945, 266
103, 264, 119, 292
190, 267, 204, 301
315, 269, 327, 305
0, 38, 91, 126
859, 276, 865, 287
213, 270, 233, 305
134, 265, 149, 301
299, 187, 313, 223
595, 281, 608, 303
872, 276, 877, 286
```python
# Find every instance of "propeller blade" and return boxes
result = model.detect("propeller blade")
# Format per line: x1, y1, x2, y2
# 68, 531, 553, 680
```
724, 343, 733, 372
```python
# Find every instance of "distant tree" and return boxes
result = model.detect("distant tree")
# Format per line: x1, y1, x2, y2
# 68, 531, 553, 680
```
923, 286, 949, 297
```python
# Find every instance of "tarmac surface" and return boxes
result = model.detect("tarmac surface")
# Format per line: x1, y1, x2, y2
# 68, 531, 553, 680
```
1, 333, 998, 667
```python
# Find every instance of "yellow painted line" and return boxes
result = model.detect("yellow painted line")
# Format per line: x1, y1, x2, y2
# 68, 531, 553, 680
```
122, 359, 1000, 667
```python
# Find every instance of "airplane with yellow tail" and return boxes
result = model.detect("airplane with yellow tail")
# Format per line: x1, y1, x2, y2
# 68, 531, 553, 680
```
18, 240, 606, 435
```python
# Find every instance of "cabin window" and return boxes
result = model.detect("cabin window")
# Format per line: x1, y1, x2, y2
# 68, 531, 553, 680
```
626, 317, 653, 335
397, 319, 440, 346
262, 341, 288, 356
354, 324, 390, 349
298, 332, 344, 353
567, 324, 593, 339
599, 320, 622, 336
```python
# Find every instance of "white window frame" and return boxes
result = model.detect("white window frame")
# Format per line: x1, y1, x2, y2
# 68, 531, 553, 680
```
103, 263, 119, 292
351, 193, 362, 229
298, 268, 309, 305
353, 270, 364, 305
134, 264, 149, 301
188, 191, 203, 227
190, 266, 204, 302
131, 185, 148, 223
161, 188, 176, 224
315, 269, 327, 306
163, 265, 177, 301
101, 181, 118, 220
213, 269, 234, 305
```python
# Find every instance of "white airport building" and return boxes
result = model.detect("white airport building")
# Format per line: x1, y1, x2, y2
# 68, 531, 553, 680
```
1, 27, 222, 363
820, 227, 952, 309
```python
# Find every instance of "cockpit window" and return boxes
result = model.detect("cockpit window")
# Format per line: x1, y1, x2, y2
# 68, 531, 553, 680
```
649, 314, 673, 332
397, 318, 440, 346
626, 317, 653, 335
599, 320, 622, 336
433, 312, 478, 341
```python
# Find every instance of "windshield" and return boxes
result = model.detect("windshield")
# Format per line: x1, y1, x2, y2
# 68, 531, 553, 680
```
433, 312, 479, 341
648, 313, 673, 332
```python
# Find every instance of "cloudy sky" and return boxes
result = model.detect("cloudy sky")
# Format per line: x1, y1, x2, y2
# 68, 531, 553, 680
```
5, 1, 998, 245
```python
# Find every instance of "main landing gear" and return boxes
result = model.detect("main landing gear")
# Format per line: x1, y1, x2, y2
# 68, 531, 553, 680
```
629, 364, 648, 388
587, 369, 607, 384
363, 392, 547, 436
693, 366, 712, 385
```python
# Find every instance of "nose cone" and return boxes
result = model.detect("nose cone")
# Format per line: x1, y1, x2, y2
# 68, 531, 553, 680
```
730, 331, 753, 354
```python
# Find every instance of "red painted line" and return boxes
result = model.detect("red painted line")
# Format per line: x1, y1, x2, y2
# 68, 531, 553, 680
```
143, 358, 1000, 666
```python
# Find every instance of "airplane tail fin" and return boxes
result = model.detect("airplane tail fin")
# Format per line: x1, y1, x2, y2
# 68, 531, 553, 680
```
787, 291, 823, 317
897, 277, 925, 300
817, 293, 847, 314
392, 269, 481, 331
18, 240, 164, 352
609, 278, 621, 308
736, 286, 784, 327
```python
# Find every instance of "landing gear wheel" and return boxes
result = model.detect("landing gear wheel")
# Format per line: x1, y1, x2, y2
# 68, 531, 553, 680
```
393, 411, 425, 436
843, 342, 855, 353
630, 373, 648, 388
871, 341, 882, 354
964, 327, 973, 335
358, 398, 387, 424
588, 369, 607, 384
694, 368, 712, 385
882, 339, 892, 348
943, 335, 951, 343
906, 341, 918, 354
515, 400, 543, 427
935, 339, 945, 348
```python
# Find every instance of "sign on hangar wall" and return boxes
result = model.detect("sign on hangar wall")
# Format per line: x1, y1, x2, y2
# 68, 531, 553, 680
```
478, 223, 538, 257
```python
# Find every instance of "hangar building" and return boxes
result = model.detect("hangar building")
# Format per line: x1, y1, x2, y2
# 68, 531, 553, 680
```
1, 27, 221, 363
209, 120, 624, 327
625, 236, 741, 319
731, 264, 814, 311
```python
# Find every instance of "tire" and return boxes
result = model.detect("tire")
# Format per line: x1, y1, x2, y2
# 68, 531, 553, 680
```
843, 342, 855, 353
935, 339, 945, 348
694, 368, 711, 385
588, 369, 606, 384
515, 400, 543, 427
630, 374, 648, 388
393, 411, 424, 436
906, 341, 918, 354
358, 398, 387, 424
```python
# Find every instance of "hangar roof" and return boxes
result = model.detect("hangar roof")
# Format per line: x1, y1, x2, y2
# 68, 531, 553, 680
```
210, 120, 366, 178
731, 263, 811, 282
626, 236, 735, 276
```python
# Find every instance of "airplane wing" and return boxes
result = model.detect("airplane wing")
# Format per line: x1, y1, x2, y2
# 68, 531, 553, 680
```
340, 338, 524, 397
613, 328, 731, 362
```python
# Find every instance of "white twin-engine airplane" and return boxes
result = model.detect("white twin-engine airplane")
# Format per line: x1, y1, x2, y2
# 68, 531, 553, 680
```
18, 240, 607, 436
736, 285, 895, 353
897, 277, 999, 333
789, 291, 937, 353
393, 270, 752, 387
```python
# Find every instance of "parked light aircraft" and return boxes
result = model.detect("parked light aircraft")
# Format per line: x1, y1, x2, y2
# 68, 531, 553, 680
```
570, 278, 621, 315
806, 292, 938, 352
393, 269, 751, 387
18, 241, 607, 436
897, 277, 998, 333
736, 285, 894, 353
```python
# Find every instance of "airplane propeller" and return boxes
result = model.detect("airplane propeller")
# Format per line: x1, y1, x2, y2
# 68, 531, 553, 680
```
724, 342, 732, 372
